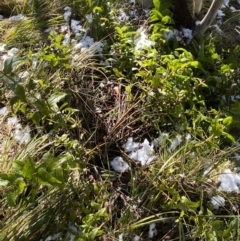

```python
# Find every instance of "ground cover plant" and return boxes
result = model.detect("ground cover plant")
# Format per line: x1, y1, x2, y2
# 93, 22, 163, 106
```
0, 0, 240, 240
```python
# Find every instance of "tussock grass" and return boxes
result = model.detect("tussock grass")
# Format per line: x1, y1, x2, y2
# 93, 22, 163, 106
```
0, 0, 240, 240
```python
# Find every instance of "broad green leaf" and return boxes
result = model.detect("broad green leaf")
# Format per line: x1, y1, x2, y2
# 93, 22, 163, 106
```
161, 15, 171, 24
3, 57, 24, 75
89, 227, 103, 240
93, 6, 103, 13
21, 157, 35, 179
16, 179, 27, 194
0, 173, 16, 184
15, 84, 27, 102
222, 132, 235, 143
3, 57, 16, 74
48, 92, 67, 111
153, 0, 160, 9
5, 179, 26, 206
5, 190, 16, 206
53, 168, 64, 183
150, 9, 163, 22
223, 116, 232, 126
210, 119, 222, 136
37, 167, 62, 186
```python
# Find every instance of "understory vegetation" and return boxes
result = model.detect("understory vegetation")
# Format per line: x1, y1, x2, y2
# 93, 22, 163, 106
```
0, 0, 240, 240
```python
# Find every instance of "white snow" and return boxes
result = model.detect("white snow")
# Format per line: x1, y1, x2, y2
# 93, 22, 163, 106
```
217, 169, 240, 192
152, 132, 169, 147
123, 137, 156, 165
0, 106, 8, 116
14, 125, 31, 144
211, 195, 225, 209
9, 14, 25, 21
85, 14, 93, 23
163, 29, 175, 40
230, 6, 237, 12
168, 135, 182, 152
64, 6, 72, 22
117, 8, 129, 22
19, 71, 29, 79
111, 156, 130, 172
122, 137, 140, 153
74, 36, 104, 54
148, 223, 157, 239
182, 28, 193, 39
71, 19, 85, 34
132, 236, 140, 241
223, 0, 230, 7
111, 133, 190, 172
7, 116, 18, 126
217, 9, 225, 18
134, 27, 155, 50
128, 138, 156, 166
119, 233, 124, 241
213, 24, 223, 33
7, 116, 31, 144
1, 47, 19, 62
8, 47, 19, 56
185, 133, 191, 142
0, 43, 6, 52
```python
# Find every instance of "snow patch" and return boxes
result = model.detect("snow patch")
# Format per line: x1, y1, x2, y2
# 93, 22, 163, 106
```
111, 157, 129, 172
9, 14, 25, 21
211, 195, 225, 209
148, 223, 157, 239
217, 169, 240, 192
134, 27, 155, 50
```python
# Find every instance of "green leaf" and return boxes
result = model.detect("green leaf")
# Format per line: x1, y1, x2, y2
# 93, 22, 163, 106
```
223, 116, 232, 126
21, 157, 35, 179
93, 6, 103, 13
5, 179, 26, 206
3, 57, 24, 75
15, 84, 27, 102
210, 119, 222, 136
162, 16, 171, 24
153, 0, 160, 9
222, 132, 235, 143
48, 92, 67, 111
5, 190, 16, 206
37, 167, 62, 186
3, 57, 14, 74
0, 173, 16, 184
